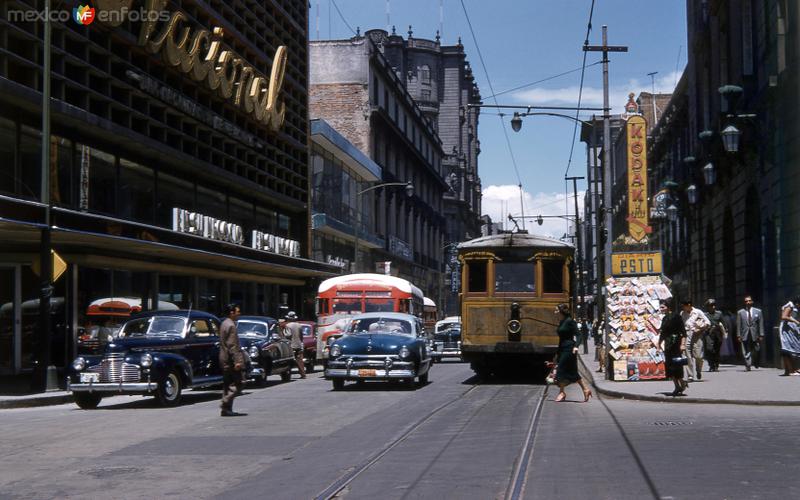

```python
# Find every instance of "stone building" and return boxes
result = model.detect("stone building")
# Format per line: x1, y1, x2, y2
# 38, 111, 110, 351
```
309, 32, 449, 302
374, 28, 482, 315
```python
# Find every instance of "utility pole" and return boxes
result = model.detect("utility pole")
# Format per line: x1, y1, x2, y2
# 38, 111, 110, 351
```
648, 71, 659, 124
584, 25, 627, 378
38, 0, 56, 391
566, 176, 586, 353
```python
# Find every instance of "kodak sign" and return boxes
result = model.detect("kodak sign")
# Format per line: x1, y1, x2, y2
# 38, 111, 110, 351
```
626, 115, 651, 241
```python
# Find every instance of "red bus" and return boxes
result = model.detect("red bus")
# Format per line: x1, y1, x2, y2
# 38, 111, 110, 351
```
315, 273, 424, 365
423, 297, 438, 334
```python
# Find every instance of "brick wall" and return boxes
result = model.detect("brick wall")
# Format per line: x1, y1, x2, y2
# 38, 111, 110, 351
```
309, 83, 372, 157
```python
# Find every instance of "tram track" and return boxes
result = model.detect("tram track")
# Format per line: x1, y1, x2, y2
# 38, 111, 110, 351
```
313, 379, 550, 500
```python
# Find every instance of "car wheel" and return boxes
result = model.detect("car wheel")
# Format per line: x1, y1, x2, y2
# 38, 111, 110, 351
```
155, 370, 183, 407
280, 370, 291, 382
418, 371, 429, 385
332, 379, 345, 391
73, 393, 102, 410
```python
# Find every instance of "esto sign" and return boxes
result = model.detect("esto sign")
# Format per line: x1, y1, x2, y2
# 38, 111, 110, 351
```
96, 0, 287, 131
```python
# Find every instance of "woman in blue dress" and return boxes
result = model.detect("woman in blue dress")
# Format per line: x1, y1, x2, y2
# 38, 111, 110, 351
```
779, 295, 800, 376
554, 303, 592, 402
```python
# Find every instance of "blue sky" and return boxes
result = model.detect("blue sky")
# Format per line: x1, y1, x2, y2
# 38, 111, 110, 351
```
310, 1, 688, 236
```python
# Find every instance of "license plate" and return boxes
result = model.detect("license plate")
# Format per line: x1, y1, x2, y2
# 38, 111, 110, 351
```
80, 373, 99, 383
358, 369, 377, 377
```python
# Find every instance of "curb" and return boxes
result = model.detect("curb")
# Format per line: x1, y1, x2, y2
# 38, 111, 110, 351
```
578, 357, 800, 407
0, 394, 74, 410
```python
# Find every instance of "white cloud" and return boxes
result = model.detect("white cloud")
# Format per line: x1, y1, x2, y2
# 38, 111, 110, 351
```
482, 185, 584, 240
509, 69, 684, 115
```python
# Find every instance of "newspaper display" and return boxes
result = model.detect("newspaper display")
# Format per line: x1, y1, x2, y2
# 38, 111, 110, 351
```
605, 275, 672, 381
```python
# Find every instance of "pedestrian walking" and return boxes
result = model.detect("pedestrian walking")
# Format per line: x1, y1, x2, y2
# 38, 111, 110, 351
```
220, 303, 246, 417
778, 295, 800, 376
680, 299, 710, 381
658, 299, 688, 396
552, 303, 592, 403
736, 295, 765, 371
593, 317, 605, 373
283, 311, 307, 379
703, 299, 728, 372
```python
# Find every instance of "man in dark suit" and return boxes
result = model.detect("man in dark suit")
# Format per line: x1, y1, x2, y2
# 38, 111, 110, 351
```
736, 295, 765, 371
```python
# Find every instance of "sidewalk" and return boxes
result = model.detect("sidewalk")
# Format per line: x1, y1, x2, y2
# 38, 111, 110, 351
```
579, 352, 800, 406
0, 391, 73, 409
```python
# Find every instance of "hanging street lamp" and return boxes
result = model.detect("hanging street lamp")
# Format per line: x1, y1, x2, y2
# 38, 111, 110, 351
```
686, 184, 698, 205
702, 162, 716, 186
721, 124, 741, 153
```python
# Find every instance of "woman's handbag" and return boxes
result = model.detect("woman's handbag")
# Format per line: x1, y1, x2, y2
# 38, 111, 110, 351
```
671, 356, 689, 366
545, 359, 557, 384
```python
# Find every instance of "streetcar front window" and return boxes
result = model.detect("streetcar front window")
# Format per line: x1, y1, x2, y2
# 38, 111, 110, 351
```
467, 261, 487, 292
542, 260, 565, 293
495, 262, 536, 293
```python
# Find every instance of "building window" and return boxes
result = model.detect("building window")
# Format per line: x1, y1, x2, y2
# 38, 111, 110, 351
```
88, 147, 117, 215
119, 158, 154, 224
53, 137, 74, 208
419, 65, 431, 84
421, 89, 431, 101
19, 125, 42, 201
156, 172, 195, 228
0, 118, 16, 196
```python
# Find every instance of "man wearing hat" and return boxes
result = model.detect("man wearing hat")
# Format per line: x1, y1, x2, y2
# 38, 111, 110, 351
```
283, 311, 307, 379
680, 299, 711, 381
703, 299, 728, 372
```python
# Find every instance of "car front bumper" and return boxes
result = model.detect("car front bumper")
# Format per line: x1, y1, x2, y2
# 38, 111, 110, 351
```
325, 358, 416, 380
68, 379, 158, 393
248, 367, 266, 380
430, 349, 462, 359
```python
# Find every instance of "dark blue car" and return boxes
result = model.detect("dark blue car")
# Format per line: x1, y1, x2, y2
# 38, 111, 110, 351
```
325, 312, 432, 390
67, 310, 225, 409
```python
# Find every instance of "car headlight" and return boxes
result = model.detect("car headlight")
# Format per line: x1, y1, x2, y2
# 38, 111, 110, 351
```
399, 345, 411, 359
72, 357, 86, 371
330, 344, 342, 358
140, 353, 153, 368
249, 346, 260, 359
327, 336, 337, 346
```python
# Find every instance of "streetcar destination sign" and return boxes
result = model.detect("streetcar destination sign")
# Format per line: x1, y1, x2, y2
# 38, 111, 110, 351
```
611, 251, 663, 276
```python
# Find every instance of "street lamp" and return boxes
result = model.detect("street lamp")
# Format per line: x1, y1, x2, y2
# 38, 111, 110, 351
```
666, 204, 678, 222
720, 124, 741, 153
686, 184, 698, 205
510, 112, 523, 132
702, 162, 716, 186
353, 181, 414, 273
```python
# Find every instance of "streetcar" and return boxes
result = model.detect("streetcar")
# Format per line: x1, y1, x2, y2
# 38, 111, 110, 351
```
314, 273, 424, 365
457, 232, 574, 378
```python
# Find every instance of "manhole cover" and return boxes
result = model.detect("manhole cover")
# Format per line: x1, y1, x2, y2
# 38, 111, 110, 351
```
652, 421, 692, 426
82, 467, 143, 478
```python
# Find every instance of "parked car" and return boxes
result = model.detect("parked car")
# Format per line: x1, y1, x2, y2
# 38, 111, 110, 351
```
325, 312, 432, 390
237, 316, 294, 384
67, 310, 226, 409
78, 297, 179, 354
430, 322, 462, 362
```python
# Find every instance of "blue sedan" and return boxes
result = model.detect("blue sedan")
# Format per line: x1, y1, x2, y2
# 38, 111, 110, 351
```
324, 312, 432, 390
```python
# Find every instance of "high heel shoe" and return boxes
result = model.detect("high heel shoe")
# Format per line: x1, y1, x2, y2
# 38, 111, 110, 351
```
555, 392, 566, 402
583, 389, 593, 402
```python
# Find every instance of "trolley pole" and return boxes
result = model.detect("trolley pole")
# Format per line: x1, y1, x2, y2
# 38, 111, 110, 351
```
566, 176, 587, 354
584, 26, 627, 378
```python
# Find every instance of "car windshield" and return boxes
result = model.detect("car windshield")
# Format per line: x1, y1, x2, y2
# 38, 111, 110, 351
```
237, 321, 268, 336
301, 325, 313, 337
348, 317, 413, 335
436, 322, 459, 333
120, 316, 186, 337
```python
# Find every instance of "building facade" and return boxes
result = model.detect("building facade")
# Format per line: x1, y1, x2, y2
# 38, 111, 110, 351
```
0, 1, 338, 380
309, 31, 449, 303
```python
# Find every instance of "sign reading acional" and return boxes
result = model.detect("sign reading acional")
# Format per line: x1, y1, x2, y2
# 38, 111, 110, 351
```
173, 208, 300, 258
611, 252, 663, 276
95, 0, 287, 132
626, 114, 651, 241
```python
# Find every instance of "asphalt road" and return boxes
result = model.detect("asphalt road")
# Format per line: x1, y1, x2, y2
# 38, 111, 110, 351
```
0, 363, 798, 500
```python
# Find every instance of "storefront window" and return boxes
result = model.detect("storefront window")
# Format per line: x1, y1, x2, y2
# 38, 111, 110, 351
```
88, 147, 117, 215
19, 125, 41, 200
119, 159, 155, 224
156, 172, 195, 229
159, 275, 193, 309
0, 118, 16, 196
197, 277, 222, 314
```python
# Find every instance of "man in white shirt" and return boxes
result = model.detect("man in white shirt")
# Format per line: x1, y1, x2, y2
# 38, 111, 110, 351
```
680, 299, 711, 382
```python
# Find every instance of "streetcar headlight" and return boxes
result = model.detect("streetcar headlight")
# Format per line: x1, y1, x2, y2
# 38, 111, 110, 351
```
248, 346, 260, 359
140, 353, 153, 368
72, 357, 86, 371
399, 346, 411, 359
507, 319, 522, 335
330, 344, 342, 358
